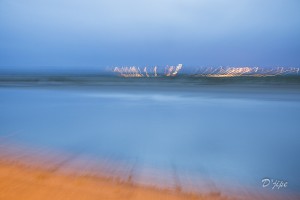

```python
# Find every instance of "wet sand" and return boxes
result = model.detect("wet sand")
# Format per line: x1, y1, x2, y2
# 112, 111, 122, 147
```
0, 144, 298, 200
0, 159, 229, 200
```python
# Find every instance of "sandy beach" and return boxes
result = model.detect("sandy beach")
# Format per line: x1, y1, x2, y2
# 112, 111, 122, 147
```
3, 155, 299, 200
0, 158, 231, 200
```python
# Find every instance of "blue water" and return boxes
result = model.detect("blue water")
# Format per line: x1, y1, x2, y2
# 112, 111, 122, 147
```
0, 79, 300, 194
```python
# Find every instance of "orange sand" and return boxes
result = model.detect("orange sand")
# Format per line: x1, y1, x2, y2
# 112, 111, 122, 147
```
0, 160, 229, 200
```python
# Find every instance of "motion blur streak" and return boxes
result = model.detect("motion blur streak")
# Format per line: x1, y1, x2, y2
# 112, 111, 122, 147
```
112, 64, 299, 77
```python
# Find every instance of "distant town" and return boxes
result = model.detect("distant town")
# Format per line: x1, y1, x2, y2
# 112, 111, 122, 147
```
112, 64, 300, 77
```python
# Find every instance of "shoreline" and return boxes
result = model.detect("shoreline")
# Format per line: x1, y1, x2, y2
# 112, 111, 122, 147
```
0, 158, 228, 200
0, 144, 297, 200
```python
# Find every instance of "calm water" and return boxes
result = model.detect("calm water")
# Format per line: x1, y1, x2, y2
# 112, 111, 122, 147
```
1, 77, 300, 195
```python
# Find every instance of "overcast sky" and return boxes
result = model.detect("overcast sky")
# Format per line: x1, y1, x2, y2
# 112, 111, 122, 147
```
0, 0, 300, 69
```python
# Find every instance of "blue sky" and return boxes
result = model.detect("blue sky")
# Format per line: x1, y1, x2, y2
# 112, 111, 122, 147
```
0, 0, 300, 69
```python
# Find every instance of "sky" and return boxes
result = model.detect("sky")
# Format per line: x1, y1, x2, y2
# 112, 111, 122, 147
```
0, 0, 300, 69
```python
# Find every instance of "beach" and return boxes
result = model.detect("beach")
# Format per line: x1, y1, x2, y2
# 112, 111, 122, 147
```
1, 145, 298, 200
0, 152, 228, 200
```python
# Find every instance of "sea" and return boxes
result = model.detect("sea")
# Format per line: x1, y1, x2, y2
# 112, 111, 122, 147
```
1, 75, 300, 197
